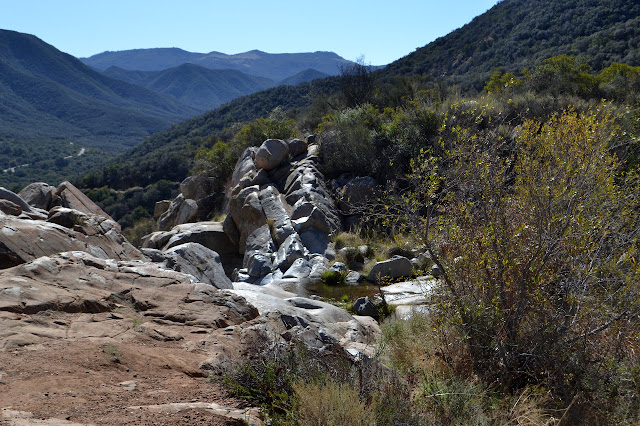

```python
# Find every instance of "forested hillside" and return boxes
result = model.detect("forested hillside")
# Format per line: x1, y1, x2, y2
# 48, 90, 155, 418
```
382, 0, 640, 89
0, 30, 200, 189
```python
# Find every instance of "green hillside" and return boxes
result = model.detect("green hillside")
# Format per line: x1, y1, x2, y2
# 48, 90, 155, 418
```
0, 30, 199, 188
382, 0, 640, 89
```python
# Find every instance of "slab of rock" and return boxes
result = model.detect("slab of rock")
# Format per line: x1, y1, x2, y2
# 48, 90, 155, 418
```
0, 251, 259, 348
282, 258, 312, 279
273, 233, 307, 271
367, 256, 414, 282
0, 199, 22, 216
56, 181, 112, 220
145, 221, 236, 255
0, 215, 143, 270
353, 297, 380, 318
259, 186, 295, 246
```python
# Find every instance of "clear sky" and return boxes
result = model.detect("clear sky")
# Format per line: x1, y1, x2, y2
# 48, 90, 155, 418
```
1, 0, 500, 65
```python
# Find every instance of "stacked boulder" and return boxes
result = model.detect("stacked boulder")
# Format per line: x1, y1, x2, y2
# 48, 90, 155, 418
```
156, 175, 220, 231
224, 137, 343, 284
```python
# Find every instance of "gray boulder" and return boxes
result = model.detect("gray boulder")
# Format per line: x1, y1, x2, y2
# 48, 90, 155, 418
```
274, 233, 307, 271
346, 271, 364, 286
367, 256, 414, 282
18, 182, 54, 210
0, 199, 22, 216
259, 186, 295, 246
353, 297, 380, 318
56, 181, 111, 220
287, 138, 308, 158
0, 187, 31, 213
283, 258, 312, 279
164, 243, 233, 290
255, 139, 289, 170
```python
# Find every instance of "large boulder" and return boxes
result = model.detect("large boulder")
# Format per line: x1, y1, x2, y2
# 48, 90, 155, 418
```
0, 251, 258, 344
18, 182, 54, 210
157, 195, 199, 232
162, 243, 233, 290
367, 256, 414, 282
255, 139, 289, 170
56, 181, 112, 220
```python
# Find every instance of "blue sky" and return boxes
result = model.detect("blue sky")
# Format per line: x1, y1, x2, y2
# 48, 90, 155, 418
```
1, 0, 500, 65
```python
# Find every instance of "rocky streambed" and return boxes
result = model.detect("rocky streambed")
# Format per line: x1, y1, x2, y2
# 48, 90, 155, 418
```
0, 136, 432, 424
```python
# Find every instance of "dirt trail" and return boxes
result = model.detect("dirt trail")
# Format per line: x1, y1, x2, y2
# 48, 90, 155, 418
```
0, 338, 256, 425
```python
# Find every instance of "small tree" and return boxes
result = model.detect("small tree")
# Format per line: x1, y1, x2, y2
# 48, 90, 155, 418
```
339, 56, 375, 108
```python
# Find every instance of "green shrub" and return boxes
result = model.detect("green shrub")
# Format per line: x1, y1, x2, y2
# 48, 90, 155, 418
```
320, 269, 346, 286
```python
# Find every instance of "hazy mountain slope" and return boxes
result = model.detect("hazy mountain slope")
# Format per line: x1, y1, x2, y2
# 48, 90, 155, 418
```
82, 48, 353, 80
382, 0, 640, 89
0, 30, 199, 149
279, 68, 329, 86
103, 64, 276, 111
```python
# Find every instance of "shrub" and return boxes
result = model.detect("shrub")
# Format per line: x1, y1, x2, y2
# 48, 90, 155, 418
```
378, 106, 640, 420
320, 269, 346, 286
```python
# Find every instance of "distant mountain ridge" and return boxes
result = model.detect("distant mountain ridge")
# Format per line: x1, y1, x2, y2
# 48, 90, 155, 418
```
0, 30, 198, 150
81, 48, 353, 81
102, 64, 277, 112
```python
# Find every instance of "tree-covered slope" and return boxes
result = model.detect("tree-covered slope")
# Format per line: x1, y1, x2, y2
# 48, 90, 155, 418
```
0, 30, 199, 148
382, 0, 640, 89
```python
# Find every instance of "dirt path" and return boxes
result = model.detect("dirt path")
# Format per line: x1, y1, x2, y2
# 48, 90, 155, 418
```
0, 338, 257, 425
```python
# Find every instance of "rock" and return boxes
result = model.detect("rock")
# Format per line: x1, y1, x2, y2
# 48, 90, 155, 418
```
246, 252, 273, 278
287, 138, 308, 158
274, 233, 307, 271
353, 297, 380, 318
431, 264, 443, 278
163, 243, 233, 290
180, 175, 216, 201
259, 186, 295, 246
346, 271, 363, 285
0, 214, 143, 269
229, 287, 380, 356
300, 230, 334, 259
0, 199, 22, 216
18, 182, 54, 210
176, 198, 199, 225
56, 181, 112, 220
255, 139, 289, 170
329, 262, 348, 274
367, 256, 414, 282
282, 258, 312, 279
0, 251, 259, 341
159, 222, 237, 255
154, 200, 172, 219
0, 187, 31, 212
336, 176, 378, 215
308, 255, 329, 281
231, 147, 257, 187
47, 207, 89, 228
228, 186, 268, 253
158, 195, 184, 231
